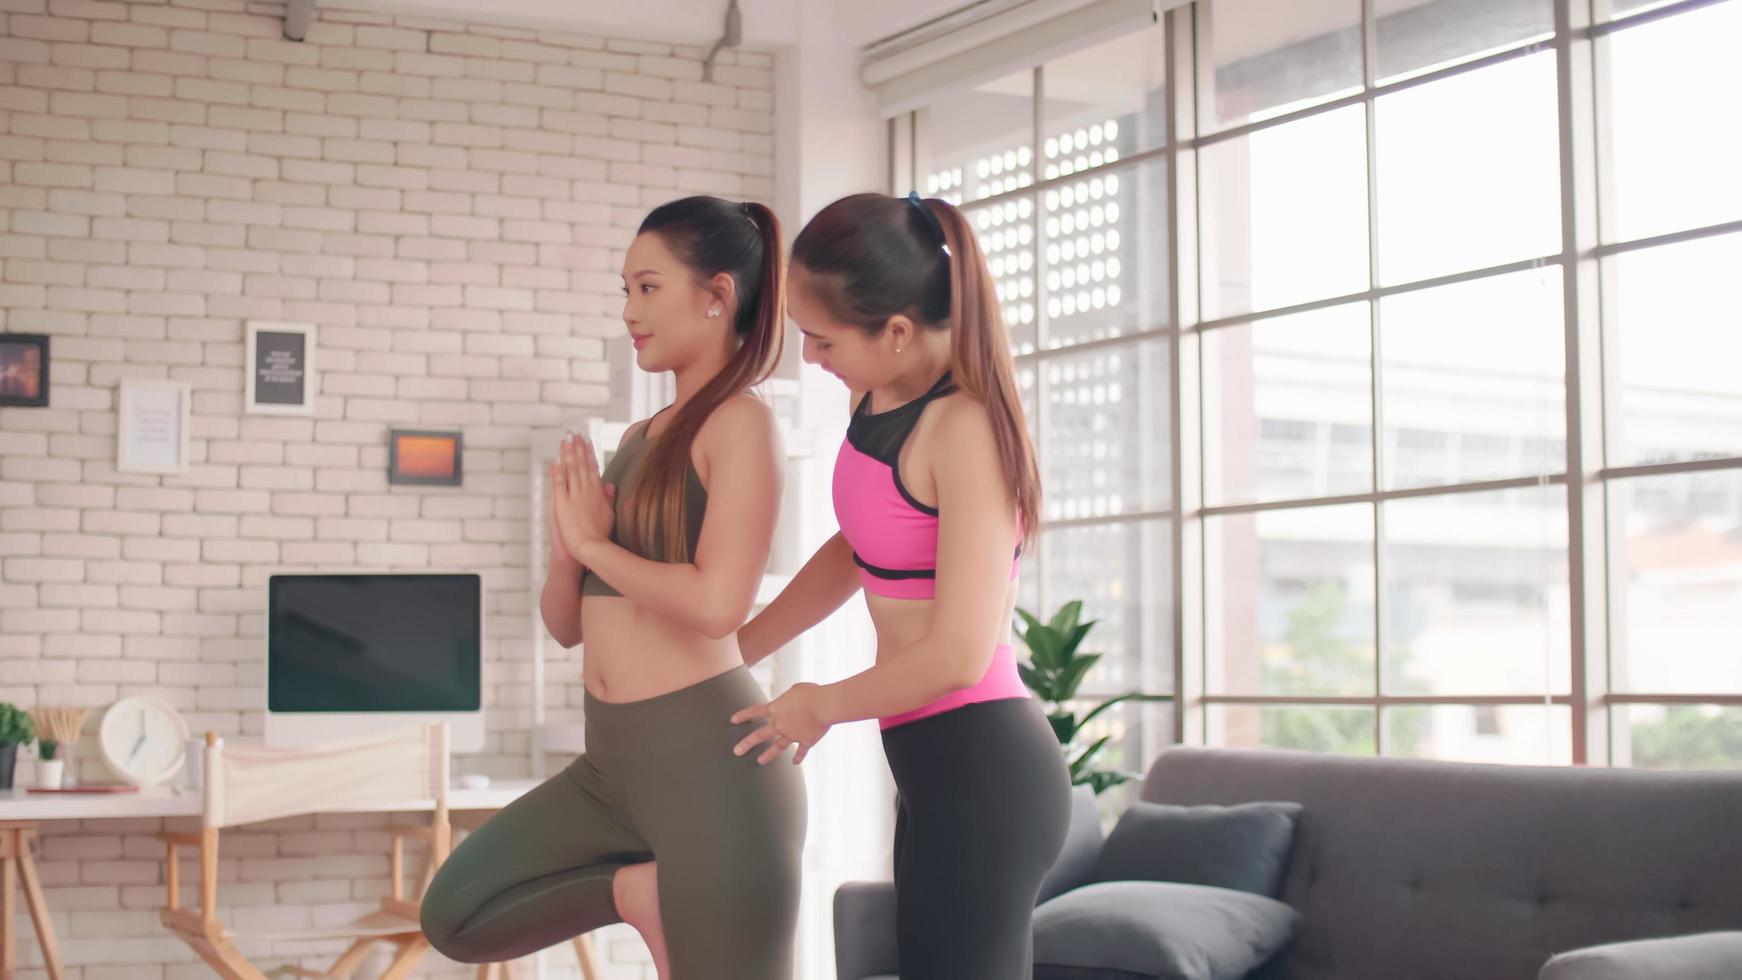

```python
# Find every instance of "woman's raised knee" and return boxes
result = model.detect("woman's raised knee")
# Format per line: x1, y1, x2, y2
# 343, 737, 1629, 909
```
419, 874, 484, 963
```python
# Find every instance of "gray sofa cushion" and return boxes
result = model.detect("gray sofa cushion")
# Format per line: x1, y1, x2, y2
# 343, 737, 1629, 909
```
1091, 801, 1302, 898
1145, 748, 1742, 980
1034, 880, 1298, 980
1539, 932, 1742, 980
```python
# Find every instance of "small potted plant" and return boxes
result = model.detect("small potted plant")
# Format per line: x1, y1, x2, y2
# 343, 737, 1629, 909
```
0, 702, 34, 791
29, 707, 87, 790
1016, 601, 1170, 795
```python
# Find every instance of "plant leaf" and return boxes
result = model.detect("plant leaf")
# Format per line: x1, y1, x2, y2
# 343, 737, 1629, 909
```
1083, 770, 1137, 795
1049, 711, 1078, 744
1068, 735, 1114, 778
1036, 632, 1068, 673
1056, 653, 1102, 701
1019, 653, 1063, 697
1017, 615, 1064, 672
1075, 692, 1172, 732
1060, 621, 1096, 659
1048, 600, 1083, 636
1017, 661, 1044, 692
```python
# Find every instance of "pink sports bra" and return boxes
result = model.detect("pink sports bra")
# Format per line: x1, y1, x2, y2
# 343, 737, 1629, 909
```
832, 373, 1021, 600
831, 373, 1029, 728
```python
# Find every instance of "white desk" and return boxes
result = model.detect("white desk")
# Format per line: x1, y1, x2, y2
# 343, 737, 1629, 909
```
0, 779, 545, 980
0, 779, 540, 822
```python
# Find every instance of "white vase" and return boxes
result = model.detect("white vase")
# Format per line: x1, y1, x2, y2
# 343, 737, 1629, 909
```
36, 758, 64, 790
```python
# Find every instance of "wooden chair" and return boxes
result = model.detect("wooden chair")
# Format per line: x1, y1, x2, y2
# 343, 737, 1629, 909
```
157, 725, 451, 980
450, 809, 603, 980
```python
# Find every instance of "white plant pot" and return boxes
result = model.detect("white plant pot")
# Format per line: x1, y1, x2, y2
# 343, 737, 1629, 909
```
36, 758, 64, 790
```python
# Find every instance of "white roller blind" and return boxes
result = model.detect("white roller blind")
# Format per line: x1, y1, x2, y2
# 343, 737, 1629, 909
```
861, 0, 1173, 116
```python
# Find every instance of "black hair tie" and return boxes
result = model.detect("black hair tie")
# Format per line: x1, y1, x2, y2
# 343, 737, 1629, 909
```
906, 191, 951, 255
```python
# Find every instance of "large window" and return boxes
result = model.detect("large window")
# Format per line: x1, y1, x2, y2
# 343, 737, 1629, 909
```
900, 22, 1179, 785
1596, 0, 1742, 770
894, 0, 1742, 772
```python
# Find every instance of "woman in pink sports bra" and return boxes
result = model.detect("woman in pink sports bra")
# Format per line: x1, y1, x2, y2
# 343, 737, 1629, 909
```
732, 192, 1072, 978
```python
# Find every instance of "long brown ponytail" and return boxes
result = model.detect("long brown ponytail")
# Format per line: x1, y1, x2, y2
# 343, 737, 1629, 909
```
791, 193, 1041, 541
627, 197, 785, 562
921, 196, 1041, 542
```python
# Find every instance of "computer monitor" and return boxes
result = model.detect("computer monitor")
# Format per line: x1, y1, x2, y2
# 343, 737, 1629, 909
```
264, 572, 485, 751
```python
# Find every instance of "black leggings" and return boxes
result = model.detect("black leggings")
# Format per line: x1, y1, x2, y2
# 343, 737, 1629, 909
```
883, 696, 1073, 979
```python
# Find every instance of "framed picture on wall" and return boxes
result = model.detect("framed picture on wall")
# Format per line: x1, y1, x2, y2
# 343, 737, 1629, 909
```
245, 321, 316, 415
117, 379, 191, 474
0, 333, 49, 408
388, 429, 463, 487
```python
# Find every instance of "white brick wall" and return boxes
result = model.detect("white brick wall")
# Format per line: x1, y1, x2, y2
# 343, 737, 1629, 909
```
0, 1, 775, 976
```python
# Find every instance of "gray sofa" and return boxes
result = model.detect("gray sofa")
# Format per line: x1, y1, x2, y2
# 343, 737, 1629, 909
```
835, 747, 1742, 979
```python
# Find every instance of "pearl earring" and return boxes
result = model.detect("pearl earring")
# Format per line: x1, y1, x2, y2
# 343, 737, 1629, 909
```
708, 308, 720, 318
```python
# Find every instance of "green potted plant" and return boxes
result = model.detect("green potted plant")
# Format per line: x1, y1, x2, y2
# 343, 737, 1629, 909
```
0, 702, 34, 791
1016, 601, 1168, 795
29, 707, 86, 790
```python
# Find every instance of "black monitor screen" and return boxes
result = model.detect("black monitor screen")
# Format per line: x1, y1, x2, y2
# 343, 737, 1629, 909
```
268, 573, 482, 712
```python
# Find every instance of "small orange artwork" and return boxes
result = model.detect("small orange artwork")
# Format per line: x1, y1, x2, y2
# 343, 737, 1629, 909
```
389, 430, 462, 486
0, 334, 48, 407
396, 436, 456, 478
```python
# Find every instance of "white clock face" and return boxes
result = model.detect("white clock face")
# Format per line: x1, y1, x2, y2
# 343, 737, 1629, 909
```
100, 699, 187, 786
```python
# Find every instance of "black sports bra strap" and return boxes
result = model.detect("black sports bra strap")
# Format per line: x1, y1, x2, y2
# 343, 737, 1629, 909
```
859, 373, 954, 417
846, 372, 957, 465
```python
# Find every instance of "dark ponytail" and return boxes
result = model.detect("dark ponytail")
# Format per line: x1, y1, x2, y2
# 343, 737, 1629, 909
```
627, 196, 785, 562
792, 193, 1041, 541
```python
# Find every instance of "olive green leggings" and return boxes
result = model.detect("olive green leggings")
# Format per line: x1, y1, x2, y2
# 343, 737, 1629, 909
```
421, 667, 807, 978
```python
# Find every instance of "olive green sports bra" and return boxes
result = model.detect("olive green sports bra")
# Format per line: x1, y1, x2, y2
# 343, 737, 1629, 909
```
578, 416, 708, 598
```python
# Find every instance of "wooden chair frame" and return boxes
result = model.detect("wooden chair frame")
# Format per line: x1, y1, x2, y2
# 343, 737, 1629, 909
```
157, 728, 452, 980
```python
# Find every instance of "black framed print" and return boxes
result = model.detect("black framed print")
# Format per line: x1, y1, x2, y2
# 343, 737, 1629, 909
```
0, 334, 49, 408
245, 321, 316, 416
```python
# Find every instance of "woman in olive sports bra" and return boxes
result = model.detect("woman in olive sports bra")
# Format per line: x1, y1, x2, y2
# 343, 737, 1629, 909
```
420, 197, 806, 980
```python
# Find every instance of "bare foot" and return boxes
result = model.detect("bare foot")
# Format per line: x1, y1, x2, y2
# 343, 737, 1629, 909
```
612, 861, 672, 979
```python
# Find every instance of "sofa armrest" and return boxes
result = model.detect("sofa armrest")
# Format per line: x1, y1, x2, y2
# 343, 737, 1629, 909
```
1540, 932, 1742, 980
834, 881, 899, 980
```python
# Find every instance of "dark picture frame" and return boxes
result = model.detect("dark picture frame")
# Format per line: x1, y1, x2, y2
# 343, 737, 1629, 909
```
388, 429, 463, 487
0, 334, 49, 408
245, 320, 317, 416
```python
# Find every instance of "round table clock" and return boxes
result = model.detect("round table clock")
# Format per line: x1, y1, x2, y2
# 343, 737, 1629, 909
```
98, 696, 190, 787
